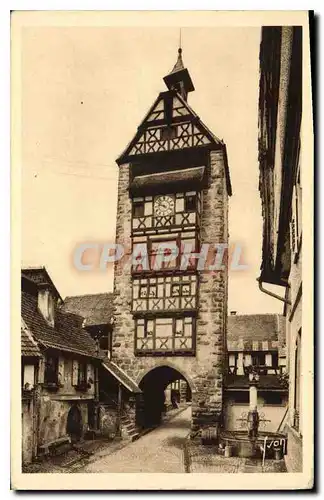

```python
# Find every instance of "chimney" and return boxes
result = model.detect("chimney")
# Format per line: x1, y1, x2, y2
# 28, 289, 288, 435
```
38, 287, 55, 327
230, 311, 237, 316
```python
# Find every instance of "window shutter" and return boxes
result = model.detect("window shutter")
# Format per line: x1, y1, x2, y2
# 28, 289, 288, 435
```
72, 360, 79, 386
244, 354, 252, 366
58, 357, 65, 386
87, 363, 93, 384
38, 356, 45, 384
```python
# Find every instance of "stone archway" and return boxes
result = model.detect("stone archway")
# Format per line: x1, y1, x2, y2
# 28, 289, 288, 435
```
137, 365, 192, 429
136, 361, 196, 394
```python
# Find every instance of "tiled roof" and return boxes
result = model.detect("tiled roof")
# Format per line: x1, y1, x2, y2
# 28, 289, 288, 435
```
130, 166, 205, 194
227, 314, 285, 351
22, 277, 100, 359
21, 267, 63, 301
62, 293, 114, 327
224, 374, 287, 391
102, 360, 141, 394
21, 318, 41, 357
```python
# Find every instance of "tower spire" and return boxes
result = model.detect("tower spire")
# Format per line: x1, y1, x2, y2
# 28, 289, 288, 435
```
170, 47, 185, 74
163, 36, 195, 101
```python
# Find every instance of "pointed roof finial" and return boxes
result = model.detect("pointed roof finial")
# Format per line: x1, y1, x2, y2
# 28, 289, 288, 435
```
163, 30, 195, 99
170, 47, 185, 74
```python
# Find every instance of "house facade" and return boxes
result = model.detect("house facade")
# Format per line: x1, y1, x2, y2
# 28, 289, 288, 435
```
258, 26, 304, 472
61, 292, 142, 441
112, 48, 232, 432
224, 313, 288, 433
21, 268, 102, 462
21, 318, 42, 464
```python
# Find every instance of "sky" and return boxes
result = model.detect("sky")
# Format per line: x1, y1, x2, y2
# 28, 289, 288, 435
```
21, 25, 283, 314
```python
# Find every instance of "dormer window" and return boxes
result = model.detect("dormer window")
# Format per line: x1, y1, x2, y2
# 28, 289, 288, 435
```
38, 288, 55, 326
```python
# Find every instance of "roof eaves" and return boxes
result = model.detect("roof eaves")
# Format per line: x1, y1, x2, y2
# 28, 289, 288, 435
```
39, 340, 101, 360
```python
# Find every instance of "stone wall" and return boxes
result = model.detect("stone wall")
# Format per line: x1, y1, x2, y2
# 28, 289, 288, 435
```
22, 398, 35, 464
100, 406, 119, 439
112, 148, 229, 431
38, 397, 89, 446
284, 424, 303, 472
37, 355, 97, 447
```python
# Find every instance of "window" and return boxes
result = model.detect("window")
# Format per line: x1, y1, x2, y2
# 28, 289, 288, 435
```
149, 239, 179, 270
44, 355, 59, 385
184, 194, 197, 212
99, 335, 112, 358
228, 353, 238, 374
139, 284, 157, 298
171, 283, 191, 297
133, 202, 145, 218
138, 316, 193, 352
252, 353, 266, 366
160, 126, 177, 141
259, 391, 284, 405
135, 316, 195, 345
78, 361, 87, 385
272, 352, 279, 368
231, 391, 249, 404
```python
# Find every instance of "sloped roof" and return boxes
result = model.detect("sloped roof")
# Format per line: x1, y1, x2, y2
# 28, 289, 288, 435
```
22, 267, 63, 302
227, 314, 285, 352
102, 360, 141, 394
130, 166, 205, 194
21, 318, 41, 357
21, 275, 100, 359
115, 88, 232, 196
62, 293, 114, 327
170, 48, 185, 74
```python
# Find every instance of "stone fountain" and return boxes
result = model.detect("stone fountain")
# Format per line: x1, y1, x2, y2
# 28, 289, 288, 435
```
220, 367, 287, 460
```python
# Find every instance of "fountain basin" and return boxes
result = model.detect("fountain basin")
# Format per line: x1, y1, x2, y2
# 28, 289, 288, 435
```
219, 430, 287, 459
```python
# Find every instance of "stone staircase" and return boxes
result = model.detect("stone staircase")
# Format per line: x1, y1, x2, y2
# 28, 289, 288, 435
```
99, 402, 140, 442
121, 414, 140, 442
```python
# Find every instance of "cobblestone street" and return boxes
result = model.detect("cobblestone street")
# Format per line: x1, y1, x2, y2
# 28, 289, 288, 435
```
23, 405, 287, 475
79, 407, 191, 473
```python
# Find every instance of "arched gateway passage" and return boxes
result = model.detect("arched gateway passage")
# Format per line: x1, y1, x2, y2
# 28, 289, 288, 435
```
138, 365, 192, 428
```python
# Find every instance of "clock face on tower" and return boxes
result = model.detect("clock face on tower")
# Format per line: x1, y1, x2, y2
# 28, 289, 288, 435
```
154, 195, 175, 217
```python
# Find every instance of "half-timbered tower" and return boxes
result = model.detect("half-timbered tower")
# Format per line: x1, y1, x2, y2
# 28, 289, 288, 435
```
113, 48, 232, 432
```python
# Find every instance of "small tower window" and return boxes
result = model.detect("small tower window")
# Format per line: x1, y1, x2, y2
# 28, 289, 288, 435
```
185, 194, 197, 212
133, 201, 145, 217
160, 126, 177, 141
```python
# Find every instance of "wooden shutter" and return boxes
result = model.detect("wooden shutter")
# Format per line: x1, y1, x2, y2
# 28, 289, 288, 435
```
38, 356, 45, 384
72, 360, 79, 386
87, 363, 94, 384
58, 356, 65, 386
